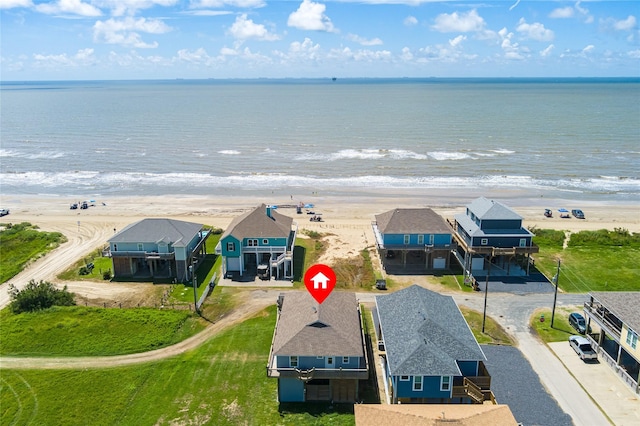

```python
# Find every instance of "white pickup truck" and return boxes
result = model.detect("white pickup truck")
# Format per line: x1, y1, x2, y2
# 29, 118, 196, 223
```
569, 335, 597, 361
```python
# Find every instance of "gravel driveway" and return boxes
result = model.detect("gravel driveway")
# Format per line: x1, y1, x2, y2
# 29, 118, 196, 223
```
482, 344, 574, 426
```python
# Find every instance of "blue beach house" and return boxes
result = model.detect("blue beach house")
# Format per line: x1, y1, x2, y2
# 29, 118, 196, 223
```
267, 292, 369, 402
374, 285, 493, 404
216, 204, 297, 280
452, 197, 538, 280
372, 208, 455, 272
107, 218, 209, 281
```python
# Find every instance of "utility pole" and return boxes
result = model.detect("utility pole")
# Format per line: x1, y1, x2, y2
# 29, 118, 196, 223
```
482, 254, 492, 334
551, 259, 560, 327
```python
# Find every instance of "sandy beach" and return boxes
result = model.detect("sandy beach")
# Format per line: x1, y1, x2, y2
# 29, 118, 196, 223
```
1, 192, 638, 306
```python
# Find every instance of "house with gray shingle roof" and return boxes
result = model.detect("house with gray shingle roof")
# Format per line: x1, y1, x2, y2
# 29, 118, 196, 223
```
372, 208, 455, 272
108, 218, 208, 281
267, 291, 369, 402
374, 285, 492, 404
583, 292, 640, 394
452, 197, 538, 280
216, 204, 297, 280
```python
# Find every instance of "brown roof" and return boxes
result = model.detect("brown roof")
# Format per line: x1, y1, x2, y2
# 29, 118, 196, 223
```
221, 204, 293, 240
375, 208, 451, 235
589, 292, 640, 332
354, 404, 518, 426
272, 291, 364, 357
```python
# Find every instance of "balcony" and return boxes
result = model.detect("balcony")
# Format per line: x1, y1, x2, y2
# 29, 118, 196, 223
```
266, 366, 369, 381
583, 302, 622, 340
110, 250, 175, 260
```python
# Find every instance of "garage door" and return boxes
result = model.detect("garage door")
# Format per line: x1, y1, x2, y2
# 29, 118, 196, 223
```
227, 257, 241, 272
433, 257, 446, 269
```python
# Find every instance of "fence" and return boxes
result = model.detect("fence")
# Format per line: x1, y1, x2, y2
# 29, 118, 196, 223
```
196, 272, 217, 311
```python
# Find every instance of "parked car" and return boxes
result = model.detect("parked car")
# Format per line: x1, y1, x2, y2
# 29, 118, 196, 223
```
544, 209, 553, 218
569, 335, 597, 361
0, 208, 9, 217
571, 209, 585, 219
569, 312, 588, 334
257, 264, 270, 280
70, 203, 78, 210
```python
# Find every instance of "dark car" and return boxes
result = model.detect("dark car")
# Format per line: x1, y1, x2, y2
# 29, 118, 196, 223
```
571, 209, 585, 219
569, 312, 588, 334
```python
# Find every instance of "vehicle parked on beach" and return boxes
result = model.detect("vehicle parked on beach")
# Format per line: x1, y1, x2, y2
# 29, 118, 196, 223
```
544, 209, 553, 218
569, 335, 597, 361
572, 209, 585, 219
0, 208, 9, 217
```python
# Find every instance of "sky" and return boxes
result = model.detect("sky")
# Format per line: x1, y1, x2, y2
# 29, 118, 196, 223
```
1, 0, 639, 80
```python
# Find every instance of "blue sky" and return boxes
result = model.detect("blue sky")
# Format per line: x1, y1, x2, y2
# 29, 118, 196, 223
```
1, 0, 638, 80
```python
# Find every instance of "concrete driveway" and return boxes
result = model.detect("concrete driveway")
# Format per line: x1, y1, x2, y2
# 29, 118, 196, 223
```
550, 341, 640, 426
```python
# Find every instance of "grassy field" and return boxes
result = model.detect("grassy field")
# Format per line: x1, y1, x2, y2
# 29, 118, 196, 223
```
0, 306, 205, 356
0, 306, 357, 426
0, 222, 67, 284
532, 228, 640, 293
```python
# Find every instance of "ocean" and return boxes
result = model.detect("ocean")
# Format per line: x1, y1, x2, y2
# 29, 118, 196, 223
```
1, 78, 639, 203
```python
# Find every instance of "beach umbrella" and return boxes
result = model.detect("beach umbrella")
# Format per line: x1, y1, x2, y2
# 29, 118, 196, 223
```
558, 208, 569, 213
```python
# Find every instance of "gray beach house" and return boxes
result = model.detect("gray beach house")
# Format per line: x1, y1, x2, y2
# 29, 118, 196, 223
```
266, 291, 369, 402
107, 218, 209, 281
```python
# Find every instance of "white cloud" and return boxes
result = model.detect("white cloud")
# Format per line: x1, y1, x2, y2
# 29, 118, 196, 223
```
448, 35, 466, 48
93, 17, 172, 48
288, 0, 336, 33
92, 0, 178, 17
33, 48, 96, 67
540, 44, 554, 57
508, 0, 520, 12
190, 0, 265, 8
499, 29, 524, 60
516, 18, 554, 42
177, 48, 211, 64
347, 34, 383, 46
613, 15, 636, 31
549, 7, 573, 19
35, 0, 101, 17
628, 49, 640, 59
582, 45, 594, 54
403, 16, 418, 27
432, 9, 485, 33
0, 0, 33, 9
400, 46, 413, 61
228, 14, 279, 42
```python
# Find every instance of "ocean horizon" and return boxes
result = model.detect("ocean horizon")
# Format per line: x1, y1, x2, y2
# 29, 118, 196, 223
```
1, 78, 639, 203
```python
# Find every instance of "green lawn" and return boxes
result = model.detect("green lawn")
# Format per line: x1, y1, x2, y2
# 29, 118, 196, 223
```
0, 306, 205, 356
0, 306, 356, 426
532, 228, 640, 293
529, 307, 578, 343
0, 222, 67, 283
459, 306, 515, 346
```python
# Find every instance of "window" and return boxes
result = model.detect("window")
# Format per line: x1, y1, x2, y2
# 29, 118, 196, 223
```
519, 238, 527, 247
290, 356, 298, 368
417, 235, 424, 245
429, 234, 434, 245
226, 242, 235, 251
481, 238, 488, 245
317, 356, 324, 359
248, 239, 258, 247
263, 239, 269, 245
343, 356, 349, 364
412, 376, 423, 391
440, 376, 451, 391
137, 243, 143, 251
400, 376, 410, 381
404, 235, 410, 245
627, 329, 638, 349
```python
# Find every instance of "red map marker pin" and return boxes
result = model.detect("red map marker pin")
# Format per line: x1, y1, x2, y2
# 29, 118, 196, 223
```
304, 264, 336, 304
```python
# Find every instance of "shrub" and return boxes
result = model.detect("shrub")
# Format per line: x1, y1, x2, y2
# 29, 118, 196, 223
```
529, 226, 565, 248
103, 270, 112, 280
9, 280, 76, 313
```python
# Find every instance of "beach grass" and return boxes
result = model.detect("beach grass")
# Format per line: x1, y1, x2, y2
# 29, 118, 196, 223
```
0, 306, 356, 426
0, 305, 205, 356
0, 222, 67, 284
532, 228, 640, 293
